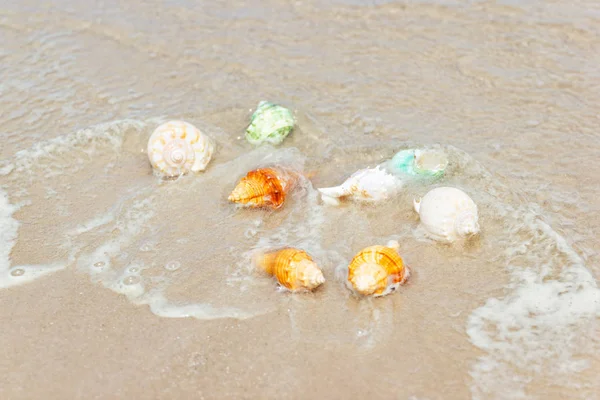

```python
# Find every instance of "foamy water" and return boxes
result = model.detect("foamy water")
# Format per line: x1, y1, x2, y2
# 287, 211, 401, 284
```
2, 117, 599, 397
2, 0, 600, 398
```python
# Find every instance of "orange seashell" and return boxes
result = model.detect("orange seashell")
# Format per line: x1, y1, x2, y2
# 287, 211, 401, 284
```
254, 248, 325, 291
347, 241, 409, 297
228, 167, 299, 209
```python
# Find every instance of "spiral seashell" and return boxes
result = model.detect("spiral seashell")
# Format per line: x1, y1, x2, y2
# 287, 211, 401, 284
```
388, 149, 448, 178
318, 166, 401, 206
347, 241, 409, 297
147, 121, 214, 177
228, 167, 299, 209
245, 101, 295, 145
413, 186, 480, 242
254, 248, 325, 291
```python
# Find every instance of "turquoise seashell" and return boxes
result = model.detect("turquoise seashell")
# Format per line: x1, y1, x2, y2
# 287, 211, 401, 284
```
389, 150, 416, 175
245, 101, 295, 145
388, 149, 448, 178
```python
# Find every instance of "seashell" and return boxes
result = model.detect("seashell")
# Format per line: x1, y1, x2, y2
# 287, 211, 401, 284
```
318, 166, 401, 206
388, 149, 448, 178
347, 240, 409, 297
245, 101, 295, 145
413, 187, 480, 242
254, 248, 325, 291
147, 121, 214, 177
228, 167, 299, 209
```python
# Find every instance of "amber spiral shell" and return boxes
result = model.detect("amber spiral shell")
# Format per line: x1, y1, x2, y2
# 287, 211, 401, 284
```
228, 167, 298, 209
255, 248, 325, 291
347, 243, 409, 297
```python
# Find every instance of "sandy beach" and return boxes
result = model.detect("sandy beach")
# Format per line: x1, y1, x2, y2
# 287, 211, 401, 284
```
1, 0, 600, 398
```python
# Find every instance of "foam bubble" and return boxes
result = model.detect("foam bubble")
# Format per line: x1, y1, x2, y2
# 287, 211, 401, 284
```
164, 261, 181, 271
123, 275, 140, 285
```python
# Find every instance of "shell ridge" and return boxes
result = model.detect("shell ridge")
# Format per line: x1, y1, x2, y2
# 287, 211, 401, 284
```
147, 121, 214, 177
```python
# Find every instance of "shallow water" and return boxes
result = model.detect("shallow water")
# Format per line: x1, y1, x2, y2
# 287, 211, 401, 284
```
1, 0, 600, 399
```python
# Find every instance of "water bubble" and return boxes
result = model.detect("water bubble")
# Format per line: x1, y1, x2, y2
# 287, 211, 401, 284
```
140, 243, 153, 252
94, 261, 106, 268
165, 261, 181, 271
356, 329, 368, 338
10, 268, 25, 277
123, 276, 140, 285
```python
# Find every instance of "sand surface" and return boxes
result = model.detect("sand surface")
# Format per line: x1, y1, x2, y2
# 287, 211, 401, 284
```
1, 0, 600, 399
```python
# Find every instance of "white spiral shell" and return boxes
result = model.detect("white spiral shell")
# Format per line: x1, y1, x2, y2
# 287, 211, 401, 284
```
414, 187, 480, 242
318, 166, 402, 206
147, 121, 214, 177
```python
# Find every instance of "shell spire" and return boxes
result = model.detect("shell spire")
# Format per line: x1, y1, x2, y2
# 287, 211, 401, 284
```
347, 241, 409, 297
318, 166, 401, 206
228, 167, 300, 209
254, 248, 325, 291
147, 121, 214, 178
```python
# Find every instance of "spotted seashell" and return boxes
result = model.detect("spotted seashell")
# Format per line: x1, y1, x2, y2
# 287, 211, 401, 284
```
414, 187, 480, 242
318, 166, 401, 206
228, 167, 300, 209
147, 121, 214, 177
245, 101, 295, 146
347, 241, 409, 297
254, 248, 325, 291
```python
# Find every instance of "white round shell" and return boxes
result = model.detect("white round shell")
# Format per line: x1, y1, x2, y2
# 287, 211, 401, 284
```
414, 187, 480, 242
318, 166, 401, 205
147, 121, 215, 177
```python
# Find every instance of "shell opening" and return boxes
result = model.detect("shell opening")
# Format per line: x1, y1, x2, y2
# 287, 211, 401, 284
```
414, 150, 448, 174
350, 263, 388, 296
353, 274, 378, 296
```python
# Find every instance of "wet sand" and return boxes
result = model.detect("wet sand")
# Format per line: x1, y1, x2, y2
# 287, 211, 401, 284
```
1, 0, 600, 399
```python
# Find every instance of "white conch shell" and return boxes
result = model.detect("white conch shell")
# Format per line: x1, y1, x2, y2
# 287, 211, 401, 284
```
147, 121, 215, 177
318, 166, 401, 206
413, 187, 480, 242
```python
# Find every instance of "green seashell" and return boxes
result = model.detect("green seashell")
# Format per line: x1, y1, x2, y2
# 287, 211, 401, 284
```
245, 101, 295, 145
389, 150, 416, 175
388, 149, 448, 178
